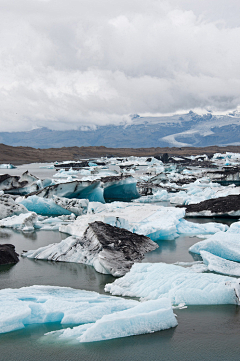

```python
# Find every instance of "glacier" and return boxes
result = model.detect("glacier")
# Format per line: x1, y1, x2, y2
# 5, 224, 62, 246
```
0, 286, 177, 340
105, 263, 240, 305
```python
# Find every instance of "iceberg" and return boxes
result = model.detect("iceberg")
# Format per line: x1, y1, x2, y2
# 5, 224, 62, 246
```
182, 194, 240, 217
33, 180, 104, 202
0, 194, 28, 220
0, 286, 177, 341
0, 163, 16, 169
59, 203, 186, 241
189, 222, 240, 262
200, 251, 240, 277
47, 298, 177, 343
105, 263, 240, 305
19, 195, 89, 216
101, 176, 140, 202
23, 221, 158, 276
0, 212, 38, 232
60, 202, 227, 242
0, 244, 19, 265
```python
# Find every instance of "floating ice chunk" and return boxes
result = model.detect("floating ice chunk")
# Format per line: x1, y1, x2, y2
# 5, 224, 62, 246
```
169, 180, 240, 206
189, 222, 240, 262
19, 195, 88, 216
174, 261, 208, 273
134, 190, 169, 203
19, 195, 72, 216
176, 219, 228, 235
59, 203, 186, 241
102, 176, 140, 202
59, 202, 227, 241
0, 194, 28, 220
23, 221, 158, 276
0, 212, 38, 232
39, 164, 55, 169
200, 251, 240, 277
34, 180, 105, 203
0, 285, 137, 334
47, 298, 177, 343
0, 164, 16, 169
105, 263, 240, 305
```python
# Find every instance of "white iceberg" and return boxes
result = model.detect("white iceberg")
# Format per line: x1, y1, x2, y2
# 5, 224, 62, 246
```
200, 251, 240, 277
189, 222, 240, 262
47, 298, 177, 343
0, 286, 177, 341
60, 202, 227, 241
0, 212, 38, 232
59, 203, 185, 241
105, 263, 240, 305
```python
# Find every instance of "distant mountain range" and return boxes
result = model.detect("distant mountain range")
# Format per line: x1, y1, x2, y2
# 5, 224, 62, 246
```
1, 111, 240, 148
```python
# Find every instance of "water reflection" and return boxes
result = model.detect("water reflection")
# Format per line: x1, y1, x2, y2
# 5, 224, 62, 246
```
0, 230, 11, 239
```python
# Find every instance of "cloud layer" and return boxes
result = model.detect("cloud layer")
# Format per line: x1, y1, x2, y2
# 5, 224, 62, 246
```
0, 0, 240, 130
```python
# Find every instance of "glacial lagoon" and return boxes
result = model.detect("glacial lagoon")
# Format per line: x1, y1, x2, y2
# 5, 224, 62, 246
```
1, 159, 240, 360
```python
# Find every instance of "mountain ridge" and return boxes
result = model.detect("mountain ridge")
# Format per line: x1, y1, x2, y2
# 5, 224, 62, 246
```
0, 111, 240, 149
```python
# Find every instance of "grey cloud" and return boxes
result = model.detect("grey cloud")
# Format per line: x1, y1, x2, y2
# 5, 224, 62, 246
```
0, 0, 240, 131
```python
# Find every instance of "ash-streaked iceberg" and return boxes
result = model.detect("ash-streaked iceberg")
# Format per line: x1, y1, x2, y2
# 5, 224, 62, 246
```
200, 251, 240, 277
0, 194, 28, 220
105, 263, 240, 305
23, 221, 158, 276
182, 194, 240, 217
189, 222, 240, 262
33, 179, 104, 202
0, 286, 177, 341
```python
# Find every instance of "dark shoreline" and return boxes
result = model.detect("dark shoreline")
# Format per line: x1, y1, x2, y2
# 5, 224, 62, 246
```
1, 143, 240, 165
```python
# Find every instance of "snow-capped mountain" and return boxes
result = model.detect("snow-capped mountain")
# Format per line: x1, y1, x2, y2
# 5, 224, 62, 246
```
1, 111, 240, 148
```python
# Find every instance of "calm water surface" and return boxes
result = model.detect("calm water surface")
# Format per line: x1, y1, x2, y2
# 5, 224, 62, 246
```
1, 223, 240, 361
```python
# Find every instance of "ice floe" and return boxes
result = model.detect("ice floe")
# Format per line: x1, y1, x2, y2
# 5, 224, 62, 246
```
189, 222, 240, 262
105, 263, 240, 305
0, 285, 177, 340
47, 298, 177, 343
200, 251, 240, 277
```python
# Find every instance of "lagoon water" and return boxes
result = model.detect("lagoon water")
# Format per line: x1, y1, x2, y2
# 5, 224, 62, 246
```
1, 226, 240, 361
0, 164, 240, 360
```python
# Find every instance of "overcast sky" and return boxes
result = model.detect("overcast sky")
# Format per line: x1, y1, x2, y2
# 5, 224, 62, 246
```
0, 0, 240, 131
